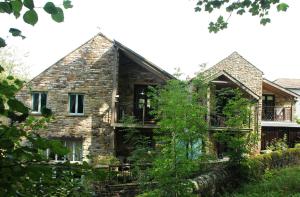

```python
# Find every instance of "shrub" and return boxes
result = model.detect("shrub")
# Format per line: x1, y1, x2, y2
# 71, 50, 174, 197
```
241, 148, 300, 182
294, 143, 300, 149
266, 134, 288, 151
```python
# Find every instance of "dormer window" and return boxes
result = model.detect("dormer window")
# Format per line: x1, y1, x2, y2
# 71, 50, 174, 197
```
32, 92, 47, 113
69, 94, 84, 115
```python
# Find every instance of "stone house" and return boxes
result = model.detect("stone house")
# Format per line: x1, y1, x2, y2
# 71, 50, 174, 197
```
202, 52, 300, 152
16, 33, 300, 163
16, 33, 174, 163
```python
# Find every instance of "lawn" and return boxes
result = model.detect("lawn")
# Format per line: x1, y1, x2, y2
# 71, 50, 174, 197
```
224, 166, 300, 197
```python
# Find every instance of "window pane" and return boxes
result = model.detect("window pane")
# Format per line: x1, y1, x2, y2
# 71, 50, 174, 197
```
69, 95, 76, 113
77, 95, 84, 114
66, 140, 74, 161
32, 93, 39, 112
74, 141, 83, 161
267, 96, 274, 101
49, 149, 56, 160
41, 93, 47, 109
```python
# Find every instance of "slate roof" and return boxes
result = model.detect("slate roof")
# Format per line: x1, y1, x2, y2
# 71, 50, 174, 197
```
274, 78, 300, 89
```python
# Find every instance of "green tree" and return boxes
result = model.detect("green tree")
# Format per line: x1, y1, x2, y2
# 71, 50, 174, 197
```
194, 0, 289, 33
214, 89, 258, 163
138, 76, 209, 197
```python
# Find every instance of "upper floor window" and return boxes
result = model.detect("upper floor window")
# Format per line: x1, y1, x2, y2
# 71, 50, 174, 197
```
32, 92, 47, 113
69, 94, 84, 115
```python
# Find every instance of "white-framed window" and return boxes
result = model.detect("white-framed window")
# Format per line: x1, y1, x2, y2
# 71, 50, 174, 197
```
69, 94, 84, 115
32, 92, 47, 113
45, 139, 83, 162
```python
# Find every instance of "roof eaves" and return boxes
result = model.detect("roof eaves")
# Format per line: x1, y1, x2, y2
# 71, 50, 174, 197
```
263, 78, 300, 98
114, 40, 175, 80
207, 70, 260, 100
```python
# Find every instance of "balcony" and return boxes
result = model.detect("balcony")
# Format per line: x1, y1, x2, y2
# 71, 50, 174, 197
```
209, 114, 251, 130
262, 106, 292, 122
112, 103, 158, 128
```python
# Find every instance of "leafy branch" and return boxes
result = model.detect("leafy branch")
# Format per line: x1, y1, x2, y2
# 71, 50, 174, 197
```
194, 0, 289, 33
0, 0, 73, 47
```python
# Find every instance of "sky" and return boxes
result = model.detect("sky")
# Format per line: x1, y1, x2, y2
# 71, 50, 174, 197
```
1, 0, 300, 80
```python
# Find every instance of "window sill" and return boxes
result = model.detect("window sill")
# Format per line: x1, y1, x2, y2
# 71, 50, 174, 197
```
67, 114, 87, 117
30, 112, 42, 116
48, 160, 83, 164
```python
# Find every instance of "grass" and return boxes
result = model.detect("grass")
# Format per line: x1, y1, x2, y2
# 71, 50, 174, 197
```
224, 166, 300, 197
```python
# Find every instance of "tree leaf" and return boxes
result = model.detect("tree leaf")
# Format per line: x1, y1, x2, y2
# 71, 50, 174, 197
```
51, 7, 64, 22
0, 65, 4, 72
195, 7, 201, 12
43, 2, 58, 14
0, 2, 12, 14
23, 0, 34, 10
23, 9, 38, 26
0, 37, 6, 48
0, 98, 4, 114
277, 3, 289, 12
7, 76, 14, 80
63, 0, 73, 9
260, 18, 271, 25
11, 0, 23, 18
9, 28, 25, 39
7, 99, 28, 114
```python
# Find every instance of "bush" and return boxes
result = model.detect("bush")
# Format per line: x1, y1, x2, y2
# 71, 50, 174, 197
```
266, 134, 288, 151
241, 148, 300, 182
294, 143, 300, 149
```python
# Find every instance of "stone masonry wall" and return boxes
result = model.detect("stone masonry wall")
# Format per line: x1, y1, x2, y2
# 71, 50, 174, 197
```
16, 34, 118, 162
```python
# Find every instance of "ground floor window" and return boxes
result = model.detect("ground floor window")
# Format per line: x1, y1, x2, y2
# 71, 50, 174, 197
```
45, 139, 83, 162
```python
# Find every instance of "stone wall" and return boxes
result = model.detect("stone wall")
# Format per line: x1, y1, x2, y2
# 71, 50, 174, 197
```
16, 34, 118, 162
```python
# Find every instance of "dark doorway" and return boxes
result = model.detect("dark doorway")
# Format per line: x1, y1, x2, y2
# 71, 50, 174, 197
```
134, 85, 155, 123
262, 95, 275, 121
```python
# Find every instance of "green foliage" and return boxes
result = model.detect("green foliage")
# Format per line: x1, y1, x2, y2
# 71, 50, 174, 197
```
0, 0, 73, 47
214, 88, 257, 164
194, 0, 289, 33
121, 116, 155, 165
266, 134, 288, 151
296, 118, 300, 124
224, 166, 300, 197
295, 143, 300, 149
0, 66, 96, 196
241, 148, 300, 182
137, 76, 209, 196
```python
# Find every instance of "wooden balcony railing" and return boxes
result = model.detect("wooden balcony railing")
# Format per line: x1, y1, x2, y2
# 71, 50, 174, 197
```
262, 106, 292, 122
209, 114, 251, 129
113, 102, 156, 126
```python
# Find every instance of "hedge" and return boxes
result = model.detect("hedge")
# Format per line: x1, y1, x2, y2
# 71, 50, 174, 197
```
242, 148, 300, 181
192, 148, 300, 196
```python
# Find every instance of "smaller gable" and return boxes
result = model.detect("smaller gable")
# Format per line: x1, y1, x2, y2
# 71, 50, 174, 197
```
206, 70, 260, 100
204, 52, 264, 75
